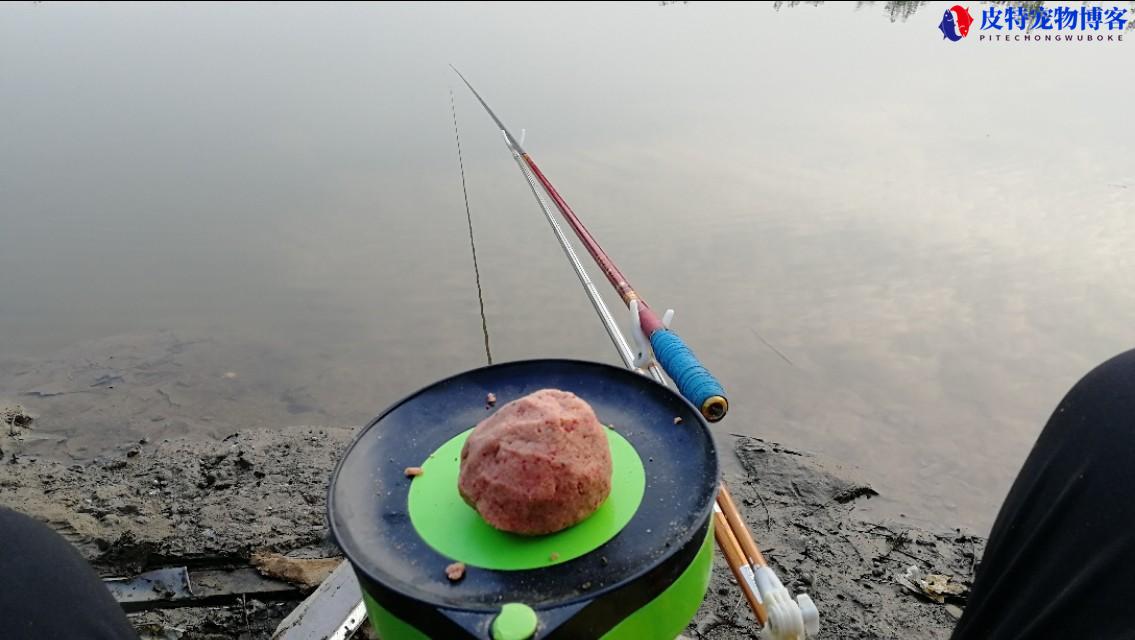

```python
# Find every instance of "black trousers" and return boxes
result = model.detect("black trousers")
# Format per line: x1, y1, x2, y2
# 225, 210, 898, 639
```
0, 506, 137, 639
953, 349, 1135, 639
4, 351, 1135, 638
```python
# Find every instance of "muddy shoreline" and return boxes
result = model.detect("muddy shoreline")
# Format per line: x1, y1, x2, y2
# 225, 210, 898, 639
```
0, 422, 983, 639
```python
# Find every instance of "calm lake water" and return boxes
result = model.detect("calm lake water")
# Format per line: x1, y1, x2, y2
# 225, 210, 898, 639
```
2, 2, 1132, 533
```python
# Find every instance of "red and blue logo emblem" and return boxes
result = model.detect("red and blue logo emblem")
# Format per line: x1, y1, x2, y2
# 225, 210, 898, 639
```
938, 5, 975, 41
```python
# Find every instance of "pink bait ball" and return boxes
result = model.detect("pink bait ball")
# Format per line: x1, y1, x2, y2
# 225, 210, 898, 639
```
458, 389, 612, 535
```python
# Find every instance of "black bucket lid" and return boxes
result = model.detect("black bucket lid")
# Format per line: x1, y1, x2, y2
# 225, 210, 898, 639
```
328, 359, 718, 626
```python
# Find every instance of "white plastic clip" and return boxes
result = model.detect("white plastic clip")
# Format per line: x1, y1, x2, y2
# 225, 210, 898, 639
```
500, 130, 518, 155
797, 593, 820, 638
631, 305, 678, 370
629, 301, 653, 369
754, 566, 819, 639
520, 128, 526, 146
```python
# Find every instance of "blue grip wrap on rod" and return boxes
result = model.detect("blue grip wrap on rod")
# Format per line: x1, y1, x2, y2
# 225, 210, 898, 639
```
650, 330, 728, 421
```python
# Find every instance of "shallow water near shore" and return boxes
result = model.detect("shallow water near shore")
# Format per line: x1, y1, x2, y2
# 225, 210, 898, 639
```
2, 2, 1133, 533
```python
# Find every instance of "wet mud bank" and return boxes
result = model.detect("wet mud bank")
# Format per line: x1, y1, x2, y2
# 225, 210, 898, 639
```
0, 426, 983, 638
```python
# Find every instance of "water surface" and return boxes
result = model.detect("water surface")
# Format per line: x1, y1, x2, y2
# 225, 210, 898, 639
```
2, 2, 1132, 532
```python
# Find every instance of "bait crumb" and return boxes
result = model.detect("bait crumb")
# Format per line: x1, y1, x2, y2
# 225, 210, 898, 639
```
404, 466, 424, 478
445, 562, 466, 582
549, 552, 560, 561
673, 416, 683, 424
600, 556, 608, 566
485, 392, 497, 407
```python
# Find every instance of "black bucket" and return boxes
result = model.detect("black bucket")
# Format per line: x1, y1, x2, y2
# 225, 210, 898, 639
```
328, 359, 718, 639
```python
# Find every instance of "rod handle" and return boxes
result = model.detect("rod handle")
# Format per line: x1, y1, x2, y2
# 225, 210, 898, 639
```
650, 330, 729, 422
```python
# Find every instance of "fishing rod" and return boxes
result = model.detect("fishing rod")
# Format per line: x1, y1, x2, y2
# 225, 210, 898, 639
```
504, 109, 773, 628
454, 68, 819, 640
452, 67, 728, 424
506, 115, 665, 384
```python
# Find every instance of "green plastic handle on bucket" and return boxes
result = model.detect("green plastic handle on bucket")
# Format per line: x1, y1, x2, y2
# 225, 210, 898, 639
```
491, 603, 538, 640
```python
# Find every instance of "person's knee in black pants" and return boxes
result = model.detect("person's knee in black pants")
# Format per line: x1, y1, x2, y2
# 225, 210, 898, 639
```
0, 506, 136, 639
954, 349, 1135, 639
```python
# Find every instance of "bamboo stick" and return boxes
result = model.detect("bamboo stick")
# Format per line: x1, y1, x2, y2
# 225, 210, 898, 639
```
713, 501, 769, 626
717, 486, 767, 568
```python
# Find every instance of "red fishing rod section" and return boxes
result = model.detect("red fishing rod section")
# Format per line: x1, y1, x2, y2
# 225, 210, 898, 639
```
520, 158, 663, 334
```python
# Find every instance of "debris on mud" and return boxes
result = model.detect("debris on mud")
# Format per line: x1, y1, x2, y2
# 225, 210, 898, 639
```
1, 402, 35, 431
251, 552, 341, 590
